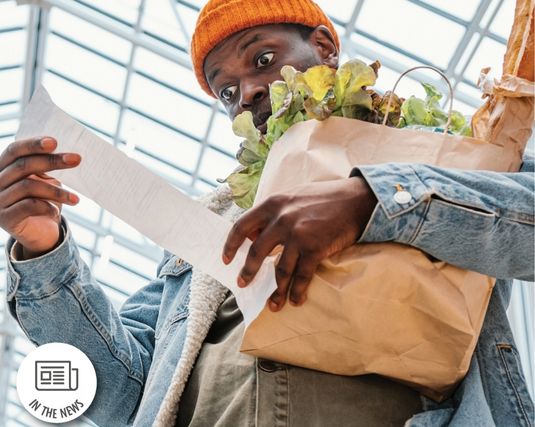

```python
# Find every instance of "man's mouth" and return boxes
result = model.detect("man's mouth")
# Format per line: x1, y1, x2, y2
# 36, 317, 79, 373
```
254, 111, 271, 135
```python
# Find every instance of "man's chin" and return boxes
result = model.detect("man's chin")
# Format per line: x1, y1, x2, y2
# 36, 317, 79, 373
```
254, 109, 271, 135
257, 122, 268, 135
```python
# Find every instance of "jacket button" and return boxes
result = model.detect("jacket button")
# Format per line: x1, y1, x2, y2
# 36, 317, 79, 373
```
394, 184, 412, 204
258, 359, 280, 373
175, 258, 184, 267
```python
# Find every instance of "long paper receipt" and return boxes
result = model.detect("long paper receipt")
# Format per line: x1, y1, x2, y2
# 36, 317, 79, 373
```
16, 86, 277, 326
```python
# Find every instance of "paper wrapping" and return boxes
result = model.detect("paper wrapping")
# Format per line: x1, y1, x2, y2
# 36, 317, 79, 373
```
472, 0, 534, 151
240, 0, 534, 401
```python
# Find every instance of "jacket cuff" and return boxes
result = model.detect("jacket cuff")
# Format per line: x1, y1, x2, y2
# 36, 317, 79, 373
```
351, 164, 432, 244
5, 217, 79, 301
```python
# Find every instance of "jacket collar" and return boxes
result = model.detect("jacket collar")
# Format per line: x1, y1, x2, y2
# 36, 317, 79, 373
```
153, 185, 245, 427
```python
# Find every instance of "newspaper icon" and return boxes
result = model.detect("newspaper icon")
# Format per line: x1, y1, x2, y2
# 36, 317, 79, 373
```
35, 361, 78, 391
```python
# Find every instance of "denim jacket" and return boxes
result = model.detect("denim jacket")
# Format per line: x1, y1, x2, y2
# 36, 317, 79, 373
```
4, 156, 534, 427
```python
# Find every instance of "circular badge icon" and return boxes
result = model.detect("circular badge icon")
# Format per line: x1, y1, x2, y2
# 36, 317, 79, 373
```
16, 343, 97, 423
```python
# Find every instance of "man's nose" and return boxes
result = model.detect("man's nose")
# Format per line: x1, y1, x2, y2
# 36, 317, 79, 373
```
239, 81, 268, 109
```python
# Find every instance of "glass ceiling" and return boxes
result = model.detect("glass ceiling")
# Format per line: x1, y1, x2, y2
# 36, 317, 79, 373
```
0, 0, 532, 425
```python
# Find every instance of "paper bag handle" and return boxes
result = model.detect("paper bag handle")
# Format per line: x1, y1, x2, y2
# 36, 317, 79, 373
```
382, 65, 454, 135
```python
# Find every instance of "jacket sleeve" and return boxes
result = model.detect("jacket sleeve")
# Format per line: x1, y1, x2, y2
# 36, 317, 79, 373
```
4, 217, 168, 426
352, 154, 535, 281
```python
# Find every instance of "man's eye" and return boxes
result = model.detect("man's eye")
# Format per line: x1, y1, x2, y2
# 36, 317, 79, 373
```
256, 52, 274, 68
220, 86, 237, 101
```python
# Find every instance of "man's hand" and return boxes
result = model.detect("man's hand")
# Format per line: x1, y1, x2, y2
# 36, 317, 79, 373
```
0, 137, 81, 259
223, 177, 377, 311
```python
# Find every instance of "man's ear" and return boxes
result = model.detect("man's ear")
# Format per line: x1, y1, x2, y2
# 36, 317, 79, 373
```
309, 25, 339, 68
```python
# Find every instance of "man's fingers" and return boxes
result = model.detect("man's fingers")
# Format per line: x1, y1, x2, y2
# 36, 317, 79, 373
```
289, 255, 320, 306
270, 244, 299, 311
0, 178, 79, 209
0, 198, 59, 229
0, 153, 81, 191
0, 137, 57, 170
237, 223, 281, 287
223, 206, 270, 264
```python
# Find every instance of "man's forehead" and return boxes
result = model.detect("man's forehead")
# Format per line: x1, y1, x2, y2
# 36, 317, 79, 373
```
205, 24, 292, 83
210, 24, 290, 56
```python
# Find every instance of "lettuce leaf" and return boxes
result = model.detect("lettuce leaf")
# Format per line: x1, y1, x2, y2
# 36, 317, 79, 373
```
224, 61, 472, 209
334, 59, 377, 112
232, 111, 269, 166
399, 82, 472, 136
225, 161, 264, 209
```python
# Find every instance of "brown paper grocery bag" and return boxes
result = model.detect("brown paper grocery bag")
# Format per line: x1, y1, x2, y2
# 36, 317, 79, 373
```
240, 117, 504, 402
242, 241, 495, 401
240, 0, 534, 401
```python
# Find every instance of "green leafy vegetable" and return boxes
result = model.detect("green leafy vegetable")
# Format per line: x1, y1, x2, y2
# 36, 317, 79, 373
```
231, 112, 268, 166
334, 59, 377, 119
225, 161, 264, 211
221, 59, 472, 208
399, 82, 472, 135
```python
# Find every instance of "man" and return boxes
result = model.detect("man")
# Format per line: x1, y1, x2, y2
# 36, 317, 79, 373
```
1, 0, 534, 426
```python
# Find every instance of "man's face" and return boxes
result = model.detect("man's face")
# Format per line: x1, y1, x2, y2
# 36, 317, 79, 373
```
204, 24, 337, 134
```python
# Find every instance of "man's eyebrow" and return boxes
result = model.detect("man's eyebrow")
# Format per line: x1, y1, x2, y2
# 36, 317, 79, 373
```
207, 33, 264, 85
239, 34, 264, 55
208, 68, 220, 85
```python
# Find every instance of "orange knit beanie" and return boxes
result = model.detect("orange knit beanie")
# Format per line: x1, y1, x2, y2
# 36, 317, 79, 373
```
191, 0, 340, 97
